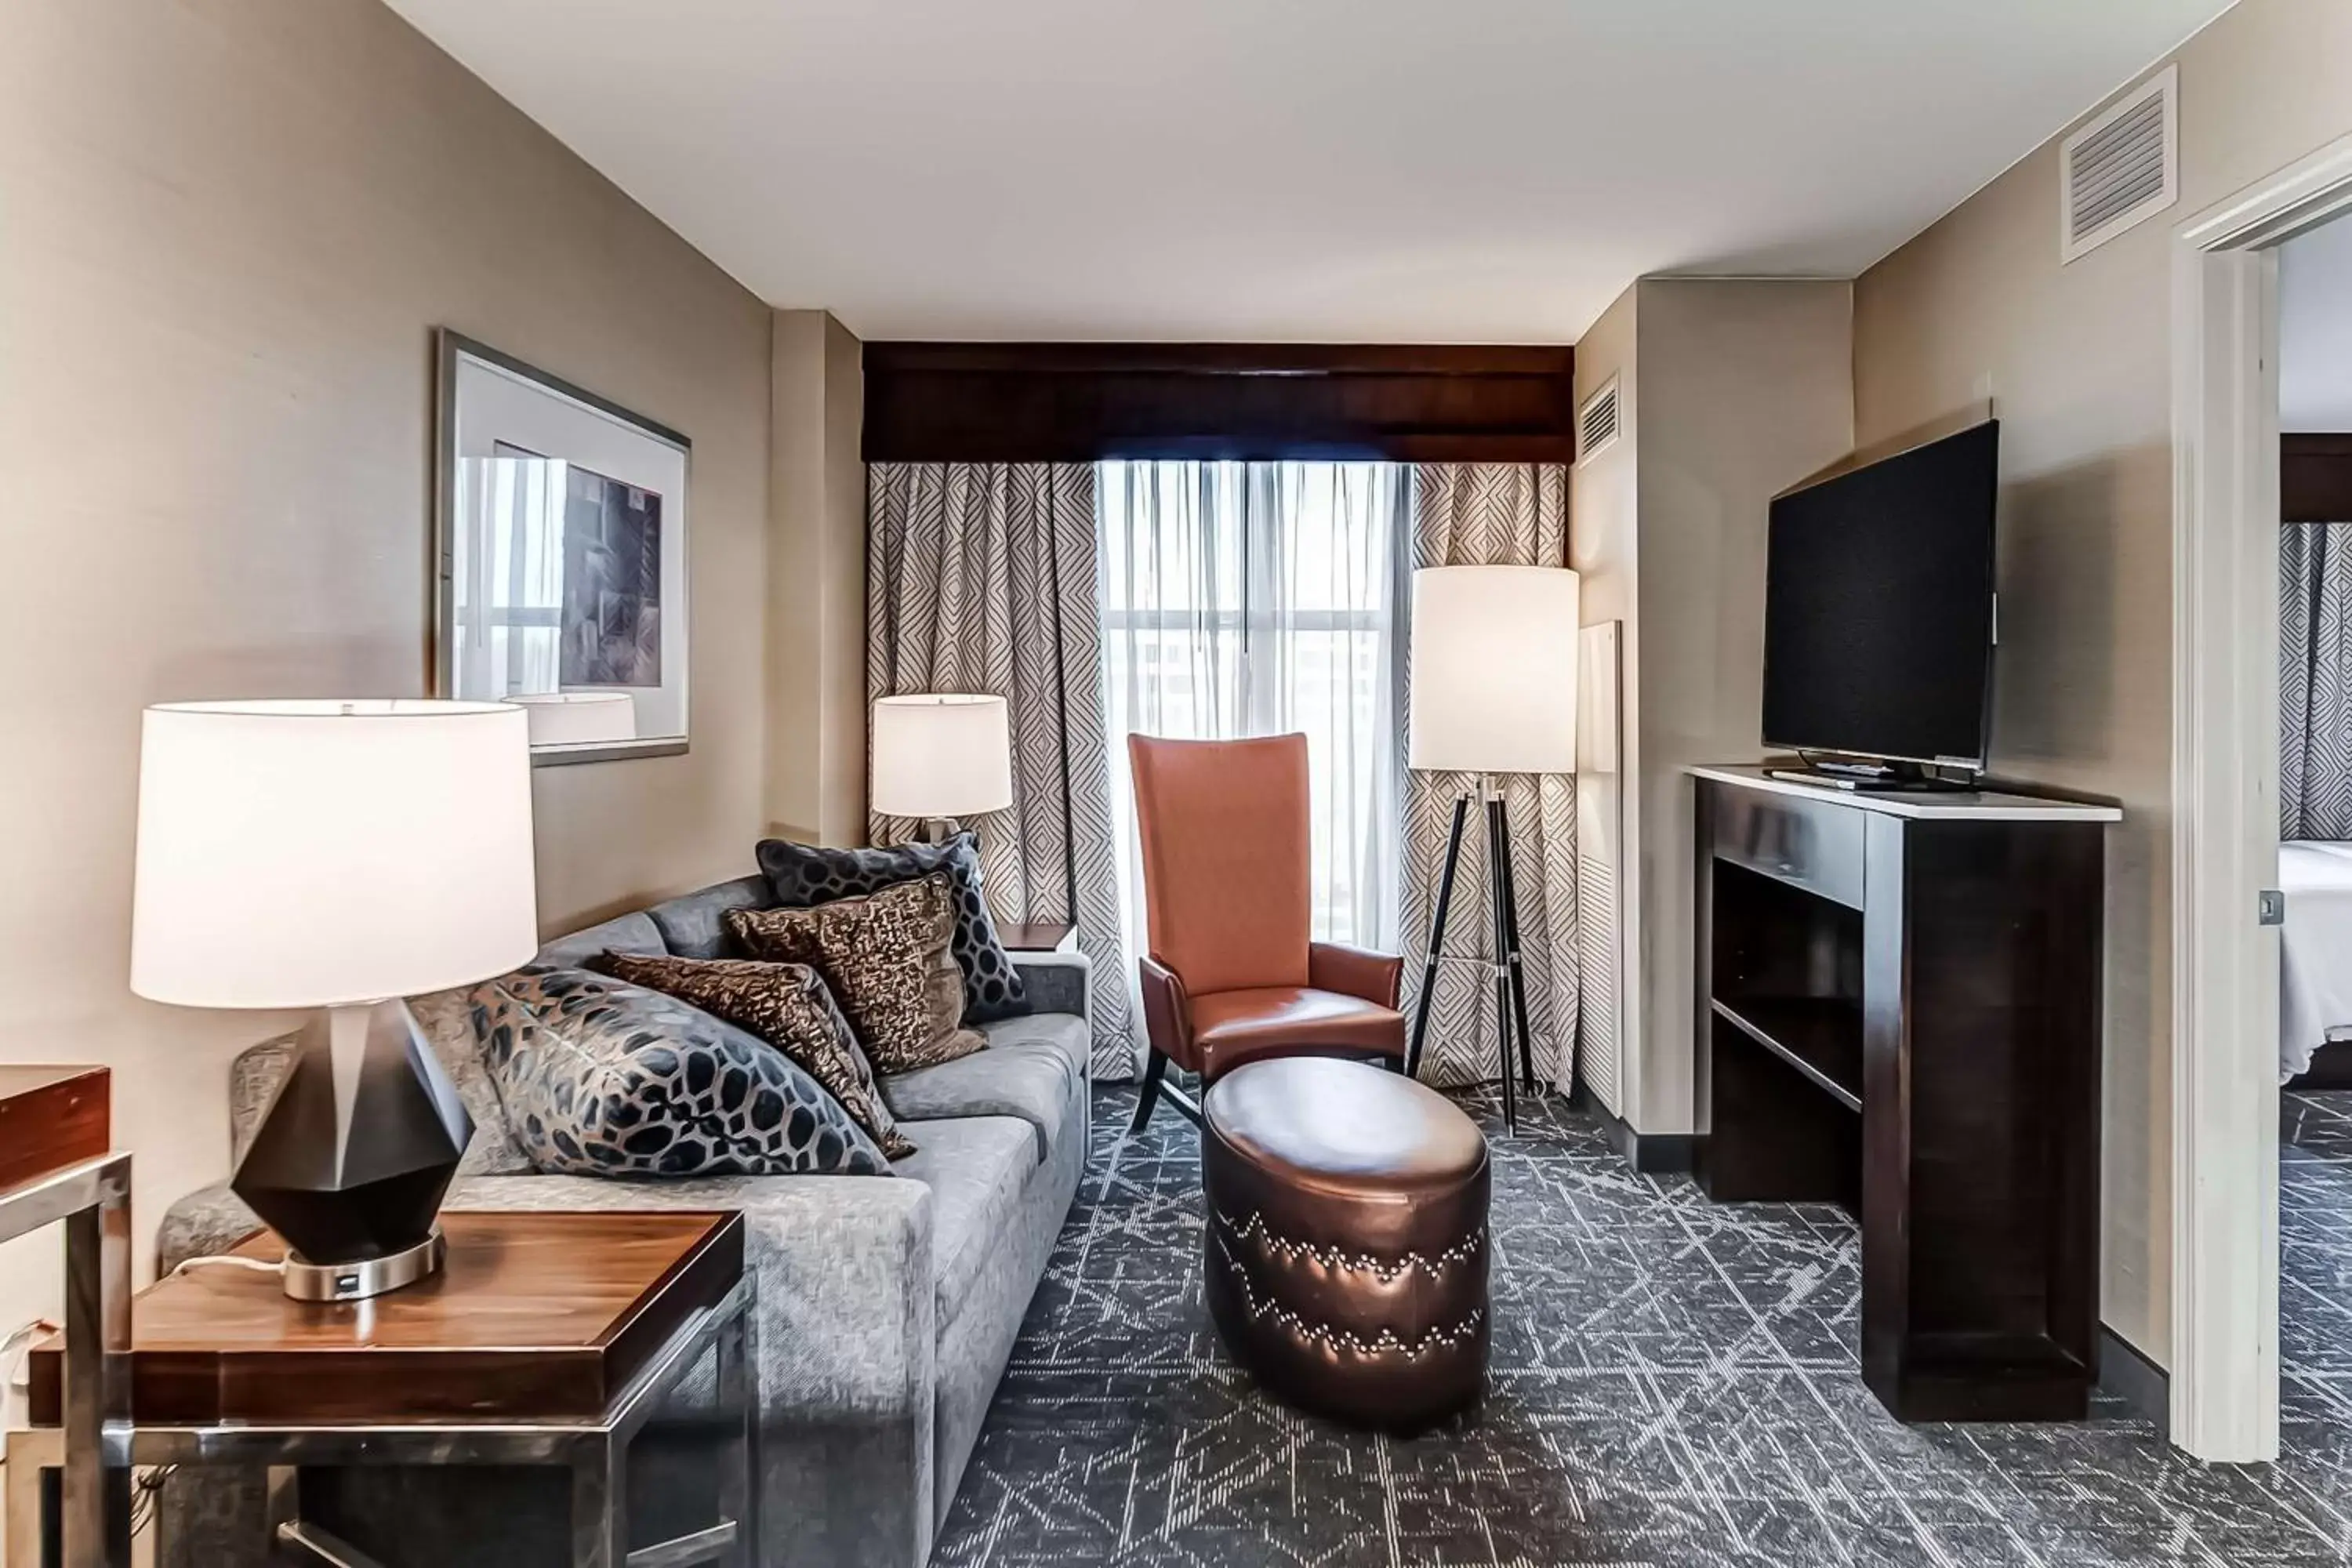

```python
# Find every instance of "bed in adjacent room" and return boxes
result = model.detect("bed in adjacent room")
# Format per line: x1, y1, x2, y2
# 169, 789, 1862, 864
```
2281, 841, 2352, 1083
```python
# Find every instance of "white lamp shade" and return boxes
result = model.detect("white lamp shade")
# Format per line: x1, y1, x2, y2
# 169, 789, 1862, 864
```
869, 695, 1014, 818
131, 699, 539, 1009
1407, 565, 1581, 774
511, 691, 637, 747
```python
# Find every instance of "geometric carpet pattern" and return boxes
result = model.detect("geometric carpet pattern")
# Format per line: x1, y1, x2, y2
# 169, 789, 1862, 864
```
937, 1085, 2352, 1567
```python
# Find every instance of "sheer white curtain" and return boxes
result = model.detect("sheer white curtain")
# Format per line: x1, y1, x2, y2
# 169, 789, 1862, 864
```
1099, 461, 1407, 1000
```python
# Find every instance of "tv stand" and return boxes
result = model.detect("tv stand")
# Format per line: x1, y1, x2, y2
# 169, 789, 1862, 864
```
1690, 764, 2120, 1422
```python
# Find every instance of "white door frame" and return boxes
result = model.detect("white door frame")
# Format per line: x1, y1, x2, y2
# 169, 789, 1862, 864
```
2170, 130, 2352, 1462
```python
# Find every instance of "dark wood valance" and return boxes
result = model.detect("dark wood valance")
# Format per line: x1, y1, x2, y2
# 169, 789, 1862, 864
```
2285, 434, 2352, 523
861, 343, 1577, 464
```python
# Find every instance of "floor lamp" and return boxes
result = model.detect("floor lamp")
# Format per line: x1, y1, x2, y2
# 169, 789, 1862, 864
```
1405, 564, 1581, 1134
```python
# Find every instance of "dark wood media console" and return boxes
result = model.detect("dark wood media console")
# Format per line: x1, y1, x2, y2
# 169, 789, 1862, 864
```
1691, 765, 2118, 1422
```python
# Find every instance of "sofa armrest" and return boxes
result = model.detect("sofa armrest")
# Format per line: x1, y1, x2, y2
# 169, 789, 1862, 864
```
1310, 941, 1405, 1010
1011, 949, 1091, 1022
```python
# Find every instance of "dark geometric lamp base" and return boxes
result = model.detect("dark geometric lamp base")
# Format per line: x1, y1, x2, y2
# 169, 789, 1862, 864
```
232, 998, 472, 1300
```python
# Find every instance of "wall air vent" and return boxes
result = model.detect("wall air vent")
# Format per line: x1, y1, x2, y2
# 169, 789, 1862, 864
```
2060, 64, 2178, 263
1576, 376, 1621, 464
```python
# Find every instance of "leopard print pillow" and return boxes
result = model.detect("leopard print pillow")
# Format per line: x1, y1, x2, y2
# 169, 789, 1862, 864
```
756, 832, 1031, 1024
590, 952, 915, 1160
725, 873, 987, 1074
472, 967, 890, 1178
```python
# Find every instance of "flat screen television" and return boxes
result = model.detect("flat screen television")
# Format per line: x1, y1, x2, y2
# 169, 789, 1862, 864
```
1761, 419, 1998, 776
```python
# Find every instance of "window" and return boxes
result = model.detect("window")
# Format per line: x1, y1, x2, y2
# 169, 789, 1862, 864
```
1098, 460, 1406, 973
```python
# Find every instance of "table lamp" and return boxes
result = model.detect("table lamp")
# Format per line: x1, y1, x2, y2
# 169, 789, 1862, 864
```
870, 694, 1014, 844
1405, 564, 1581, 1133
131, 699, 538, 1301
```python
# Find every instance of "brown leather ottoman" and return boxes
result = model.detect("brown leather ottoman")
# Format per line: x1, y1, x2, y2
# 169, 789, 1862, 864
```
1200, 1056, 1490, 1429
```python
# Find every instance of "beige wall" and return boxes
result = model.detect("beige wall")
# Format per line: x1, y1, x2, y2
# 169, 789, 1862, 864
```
1852, 0, 2352, 1364
766, 310, 869, 846
0, 0, 774, 1350
1570, 285, 1640, 1118
1634, 280, 1855, 1132
1572, 281, 1853, 1136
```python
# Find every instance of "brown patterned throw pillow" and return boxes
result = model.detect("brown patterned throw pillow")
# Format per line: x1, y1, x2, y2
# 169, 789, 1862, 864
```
725, 873, 987, 1074
586, 952, 916, 1160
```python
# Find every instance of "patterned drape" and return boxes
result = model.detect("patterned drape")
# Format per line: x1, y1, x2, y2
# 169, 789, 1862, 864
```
2281, 521, 2352, 840
866, 463, 1134, 1075
1401, 464, 1580, 1089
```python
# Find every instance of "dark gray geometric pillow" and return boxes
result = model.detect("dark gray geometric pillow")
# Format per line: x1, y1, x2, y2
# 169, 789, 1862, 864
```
471, 967, 891, 1178
587, 951, 916, 1160
756, 832, 1030, 1024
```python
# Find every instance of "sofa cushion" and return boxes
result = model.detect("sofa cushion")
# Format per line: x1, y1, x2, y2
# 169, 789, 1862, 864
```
644, 876, 772, 960
757, 833, 1030, 1025
882, 1012, 1089, 1163
727, 875, 985, 1074
893, 1115, 1038, 1323
591, 952, 916, 1160
476, 967, 891, 1177
412, 989, 535, 1175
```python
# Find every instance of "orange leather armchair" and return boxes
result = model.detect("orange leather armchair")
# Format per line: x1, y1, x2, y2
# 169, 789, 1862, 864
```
1127, 732, 1407, 1131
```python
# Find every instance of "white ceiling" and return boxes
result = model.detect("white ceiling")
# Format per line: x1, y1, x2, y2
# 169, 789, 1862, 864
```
2283, 213, 2352, 433
385, 0, 2235, 343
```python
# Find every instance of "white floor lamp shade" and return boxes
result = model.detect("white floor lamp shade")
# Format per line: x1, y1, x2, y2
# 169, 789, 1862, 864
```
1403, 564, 1581, 1131
871, 695, 1014, 826
130, 698, 539, 1300
1408, 564, 1581, 775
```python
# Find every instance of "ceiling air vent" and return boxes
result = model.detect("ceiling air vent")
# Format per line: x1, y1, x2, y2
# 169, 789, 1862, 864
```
2060, 64, 2178, 263
1577, 376, 1621, 464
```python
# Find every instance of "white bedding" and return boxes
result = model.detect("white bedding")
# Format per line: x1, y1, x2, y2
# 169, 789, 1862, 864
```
2281, 840, 2352, 1082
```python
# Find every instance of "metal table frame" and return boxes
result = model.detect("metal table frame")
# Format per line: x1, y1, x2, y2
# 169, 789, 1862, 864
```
8, 1276, 753, 1568
0, 1152, 132, 1568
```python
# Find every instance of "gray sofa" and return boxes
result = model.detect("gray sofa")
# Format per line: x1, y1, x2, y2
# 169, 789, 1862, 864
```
154, 873, 1093, 1568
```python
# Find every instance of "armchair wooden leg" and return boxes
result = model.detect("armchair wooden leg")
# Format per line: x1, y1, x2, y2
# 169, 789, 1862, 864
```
1129, 1047, 1204, 1134
1131, 1047, 1172, 1133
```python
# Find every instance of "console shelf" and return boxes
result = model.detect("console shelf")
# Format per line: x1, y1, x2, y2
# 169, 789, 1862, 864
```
1692, 764, 2117, 1423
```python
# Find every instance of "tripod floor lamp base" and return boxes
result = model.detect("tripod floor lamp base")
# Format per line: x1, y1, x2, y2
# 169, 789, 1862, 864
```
1404, 776, 1577, 1135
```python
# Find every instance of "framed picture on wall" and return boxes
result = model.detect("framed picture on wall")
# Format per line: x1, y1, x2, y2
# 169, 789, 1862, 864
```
433, 329, 691, 765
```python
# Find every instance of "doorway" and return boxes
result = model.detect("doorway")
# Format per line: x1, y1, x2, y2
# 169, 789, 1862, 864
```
2171, 130, 2352, 1462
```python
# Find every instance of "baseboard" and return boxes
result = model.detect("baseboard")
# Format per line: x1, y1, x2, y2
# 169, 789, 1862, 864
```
2096, 1325, 2169, 1436
1573, 1087, 1697, 1174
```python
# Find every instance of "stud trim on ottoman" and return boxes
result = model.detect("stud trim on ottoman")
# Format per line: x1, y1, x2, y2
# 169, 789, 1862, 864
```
1201, 1056, 1491, 1431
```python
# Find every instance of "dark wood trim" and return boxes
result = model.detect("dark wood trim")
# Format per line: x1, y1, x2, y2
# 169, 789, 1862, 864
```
1574, 1085, 1696, 1174
862, 341, 1577, 463
0, 1067, 109, 1198
2096, 1323, 2169, 1436
2284, 433, 2352, 522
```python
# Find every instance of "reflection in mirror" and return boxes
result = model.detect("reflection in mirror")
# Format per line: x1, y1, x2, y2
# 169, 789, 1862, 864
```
451, 455, 652, 756
434, 332, 689, 767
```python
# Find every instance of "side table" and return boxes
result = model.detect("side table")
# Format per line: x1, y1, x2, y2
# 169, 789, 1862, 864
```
11, 1210, 750, 1568
0, 1066, 129, 1568
1000, 921, 1076, 954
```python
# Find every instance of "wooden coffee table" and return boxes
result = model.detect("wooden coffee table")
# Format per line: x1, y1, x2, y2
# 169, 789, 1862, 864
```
9, 1210, 750, 1568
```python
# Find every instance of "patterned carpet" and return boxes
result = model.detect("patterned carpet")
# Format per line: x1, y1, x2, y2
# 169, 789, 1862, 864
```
933, 1083, 2352, 1568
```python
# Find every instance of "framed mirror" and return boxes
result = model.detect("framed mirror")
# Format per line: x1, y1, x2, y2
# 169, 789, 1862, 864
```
434, 331, 690, 765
